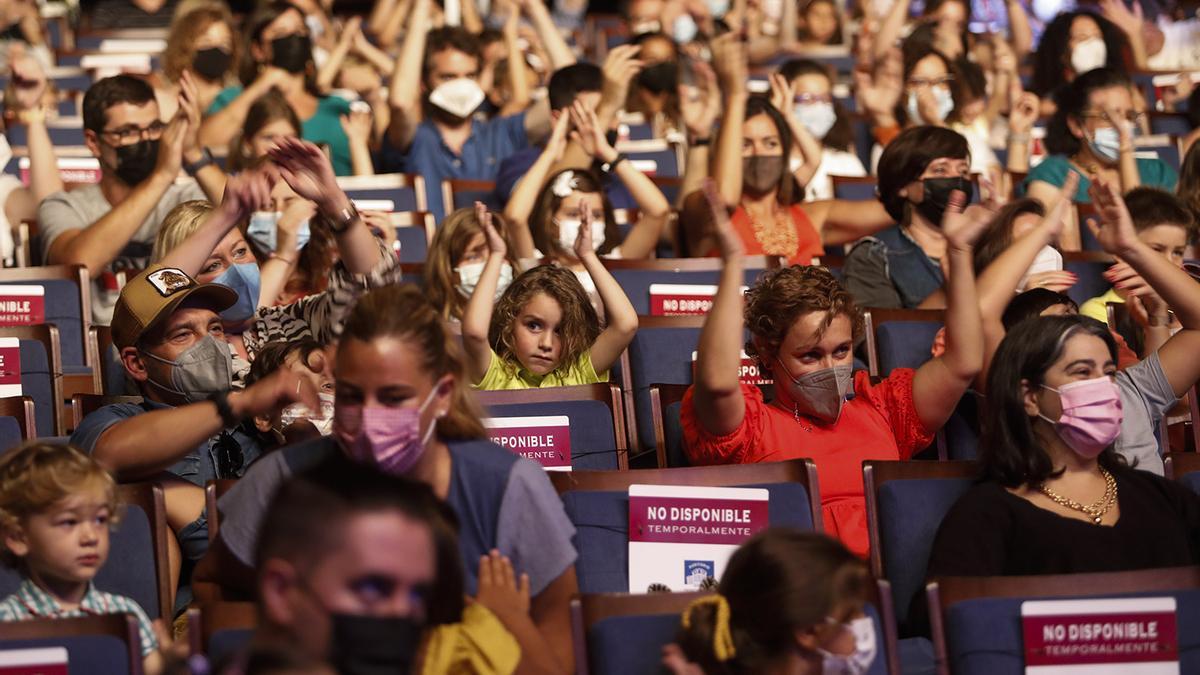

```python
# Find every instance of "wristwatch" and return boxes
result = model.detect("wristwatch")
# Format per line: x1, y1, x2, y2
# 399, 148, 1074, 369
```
209, 390, 241, 429
184, 147, 216, 176
600, 154, 629, 175
327, 202, 360, 234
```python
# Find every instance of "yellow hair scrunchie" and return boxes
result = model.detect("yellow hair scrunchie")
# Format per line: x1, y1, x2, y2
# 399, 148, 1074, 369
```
681, 595, 737, 662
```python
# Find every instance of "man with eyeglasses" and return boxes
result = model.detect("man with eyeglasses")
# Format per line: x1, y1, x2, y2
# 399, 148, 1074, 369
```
38, 74, 225, 324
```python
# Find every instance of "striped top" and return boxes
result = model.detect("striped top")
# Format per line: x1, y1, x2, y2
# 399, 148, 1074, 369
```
0, 578, 158, 656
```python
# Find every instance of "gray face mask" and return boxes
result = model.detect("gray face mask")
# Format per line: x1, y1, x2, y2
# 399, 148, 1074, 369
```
141, 335, 233, 403
774, 360, 854, 423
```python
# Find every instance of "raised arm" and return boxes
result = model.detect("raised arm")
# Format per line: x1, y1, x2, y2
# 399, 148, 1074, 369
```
1005, 86, 1039, 175
340, 108, 377, 176
7, 52, 62, 203
386, 0, 431, 151
693, 181, 748, 437
677, 60, 720, 209
568, 102, 668, 259
802, 197, 894, 246
501, 11, 532, 116
557, 44, 639, 172
770, 73, 823, 191
504, 112, 569, 258
157, 168, 274, 275
179, 71, 226, 202
257, 198, 314, 308
871, 0, 911, 62
712, 32, 749, 207
1005, 0, 1033, 57
317, 17, 361, 94
575, 202, 638, 373
197, 68, 291, 149
519, 0, 576, 71
1100, 0, 1148, 69
461, 203, 508, 382
912, 191, 986, 432
1089, 177, 1200, 397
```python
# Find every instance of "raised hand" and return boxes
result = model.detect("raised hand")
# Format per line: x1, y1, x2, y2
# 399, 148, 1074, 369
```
710, 31, 748, 95
340, 108, 373, 146
768, 72, 796, 117
679, 59, 719, 139
474, 550, 531, 621
1024, 270, 1078, 292
544, 109, 571, 162
219, 166, 276, 219
1104, 260, 1156, 299
573, 197, 596, 259
155, 112, 189, 179
268, 137, 342, 213
1008, 84, 1039, 134
178, 70, 206, 161
941, 190, 991, 251
477, 201, 507, 257
568, 100, 616, 162
1041, 170, 1079, 242
1099, 0, 1144, 37
703, 178, 743, 261
854, 48, 903, 123
1086, 176, 1141, 255
600, 44, 643, 110
7, 48, 46, 113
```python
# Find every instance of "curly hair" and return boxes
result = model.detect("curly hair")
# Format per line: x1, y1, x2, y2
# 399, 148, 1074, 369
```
488, 265, 600, 376
1031, 11, 1128, 100
162, 3, 238, 84
0, 443, 121, 569
743, 266, 864, 371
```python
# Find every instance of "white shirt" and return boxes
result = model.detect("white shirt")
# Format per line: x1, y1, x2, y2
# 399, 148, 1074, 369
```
802, 147, 867, 201
1148, 17, 1200, 71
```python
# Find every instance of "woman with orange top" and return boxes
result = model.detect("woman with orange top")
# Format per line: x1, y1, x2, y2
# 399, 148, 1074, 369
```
683, 33, 894, 263
682, 180, 985, 558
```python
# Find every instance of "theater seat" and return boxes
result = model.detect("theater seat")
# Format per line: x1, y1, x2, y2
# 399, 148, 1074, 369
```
477, 384, 628, 471
0, 614, 142, 674
864, 309, 944, 377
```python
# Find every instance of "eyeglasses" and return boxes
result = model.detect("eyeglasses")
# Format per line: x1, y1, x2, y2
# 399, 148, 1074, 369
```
212, 431, 245, 477
907, 76, 954, 89
794, 93, 833, 105
1079, 110, 1145, 125
98, 120, 167, 146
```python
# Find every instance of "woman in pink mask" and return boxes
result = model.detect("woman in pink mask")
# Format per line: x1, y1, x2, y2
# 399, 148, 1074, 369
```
925, 177, 1200, 582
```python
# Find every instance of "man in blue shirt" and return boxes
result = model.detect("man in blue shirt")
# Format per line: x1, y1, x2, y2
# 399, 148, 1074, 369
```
382, 0, 554, 223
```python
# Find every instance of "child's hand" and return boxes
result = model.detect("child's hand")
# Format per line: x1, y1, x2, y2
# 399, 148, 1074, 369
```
941, 192, 990, 252
702, 178, 743, 262
1087, 176, 1142, 256
568, 101, 616, 163
219, 166, 275, 221
475, 550, 530, 621
573, 198, 596, 259
477, 201, 507, 257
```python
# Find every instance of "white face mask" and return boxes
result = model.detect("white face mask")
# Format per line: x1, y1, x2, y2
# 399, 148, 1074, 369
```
1071, 37, 1107, 74
1018, 246, 1064, 291
428, 78, 485, 118
280, 391, 335, 436
794, 101, 837, 139
673, 14, 699, 42
455, 260, 513, 299
906, 86, 954, 125
555, 218, 606, 254
247, 211, 311, 252
817, 616, 877, 675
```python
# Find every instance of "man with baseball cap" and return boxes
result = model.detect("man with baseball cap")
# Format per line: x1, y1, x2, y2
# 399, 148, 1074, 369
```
70, 263, 318, 610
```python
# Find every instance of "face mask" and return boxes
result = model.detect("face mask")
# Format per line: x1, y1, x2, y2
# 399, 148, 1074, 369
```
455, 260, 513, 299
334, 385, 440, 475
743, 155, 785, 196
1039, 377, 1124, 459
775, 361, 854, 424
141, 335, 233, 403
327, 613, 422, 675
1087, 126, 1121, 164
1018, 246, 1064, 291
905, 86, 954, 125
112, 138, 159, 186
304, 13, 325, 39
673, 14, 699, 43
247, 211, 311, 252
280, 391, 335, 436
428, 78, 485, 119
1071, 37, 1107, 74
191, 47, 232, 81
914, 176, 973, 226
637, 61, 679, 94
795, 101, 837, 139
707, 0, 730, 16
212, 262, 261, 324
817, 616, 878, 675
555, 217, 607, 253
270, 33, 312, 74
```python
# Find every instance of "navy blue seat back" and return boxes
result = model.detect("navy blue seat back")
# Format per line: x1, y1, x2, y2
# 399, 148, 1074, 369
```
1063, 259, 1112, 307
209, 628, 254, 665
344, 186, 420, 212
877, 477, 974, 631
395, 227, 429, 263
585, 601, 889, 675
875, 320, 942, 374
834, 179, 878, 201
943, 589, 1200, 675
0, 416, 22, 454
943, 395, 980, 461
621, 123, 653, 141
663, 400, 687, 468
0, 501, 161, 620
563, 483, 815, 594
102, 343, 128, 395
0, 634, 132, 673
1151, 114, 1191, 137
625, 148, 680, 177
449, 186, 498, 212
5, 125, 86, 147
0, 280, 84, 368
1179, 472, 1200, 496
627, 326, 702, 450
486, 400, 619, 470
18, 339, 53, 437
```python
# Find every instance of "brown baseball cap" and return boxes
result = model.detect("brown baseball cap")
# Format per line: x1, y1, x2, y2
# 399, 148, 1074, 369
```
111, 264, 238, 350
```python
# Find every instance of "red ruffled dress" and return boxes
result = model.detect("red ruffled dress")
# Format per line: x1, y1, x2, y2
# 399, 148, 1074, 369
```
681, 369, 935, 558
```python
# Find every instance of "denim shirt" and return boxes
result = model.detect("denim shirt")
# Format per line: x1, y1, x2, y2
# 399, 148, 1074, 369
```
70, 399, 262, 486
844, 225, 943, 309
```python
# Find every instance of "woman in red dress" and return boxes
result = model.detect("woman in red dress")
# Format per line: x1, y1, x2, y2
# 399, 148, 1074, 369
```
681, 182, 987, 558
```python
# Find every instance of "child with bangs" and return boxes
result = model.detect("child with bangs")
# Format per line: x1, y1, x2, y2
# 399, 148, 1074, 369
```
462, 202, 638, 389
0, 442, 176, 675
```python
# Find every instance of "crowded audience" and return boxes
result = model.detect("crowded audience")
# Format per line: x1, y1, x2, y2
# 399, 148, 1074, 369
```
1, 0, 1200, 672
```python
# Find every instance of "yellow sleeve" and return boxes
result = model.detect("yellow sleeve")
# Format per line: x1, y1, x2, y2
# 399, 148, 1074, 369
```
476, 349, 514, 390
421, 604, 521, 675
1079, 292, 1115, 324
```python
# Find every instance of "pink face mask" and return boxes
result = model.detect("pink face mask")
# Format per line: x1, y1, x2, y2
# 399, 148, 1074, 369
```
333, 386, 440, 475
1039, 376, 1124, 458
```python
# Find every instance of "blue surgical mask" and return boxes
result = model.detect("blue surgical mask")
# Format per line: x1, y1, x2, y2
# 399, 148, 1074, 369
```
1088, 126, 1122, 163
247, 211, 311, 253
906, 86, 954, 125
213, 262, 261, 323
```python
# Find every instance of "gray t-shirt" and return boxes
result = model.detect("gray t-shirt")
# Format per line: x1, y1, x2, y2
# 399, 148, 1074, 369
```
218, 437, 577, 596
1115, 352, 1179, 476
37, 180, 205, 325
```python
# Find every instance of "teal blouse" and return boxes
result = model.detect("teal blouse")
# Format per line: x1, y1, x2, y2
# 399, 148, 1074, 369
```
208, 87, 353, 176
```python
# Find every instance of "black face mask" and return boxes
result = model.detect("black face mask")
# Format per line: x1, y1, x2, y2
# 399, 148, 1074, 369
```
743, 155, 785, 196
111, 139, 160, 186
914, 176, 973, 226
327, 613, 423, 675
192, 47, 232, 81
638, 61, 679, 94
270, 33, 312, 74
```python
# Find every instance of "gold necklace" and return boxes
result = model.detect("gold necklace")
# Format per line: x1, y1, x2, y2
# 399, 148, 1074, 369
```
1037, 468, 1118, 525
745, 205, 799, 258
